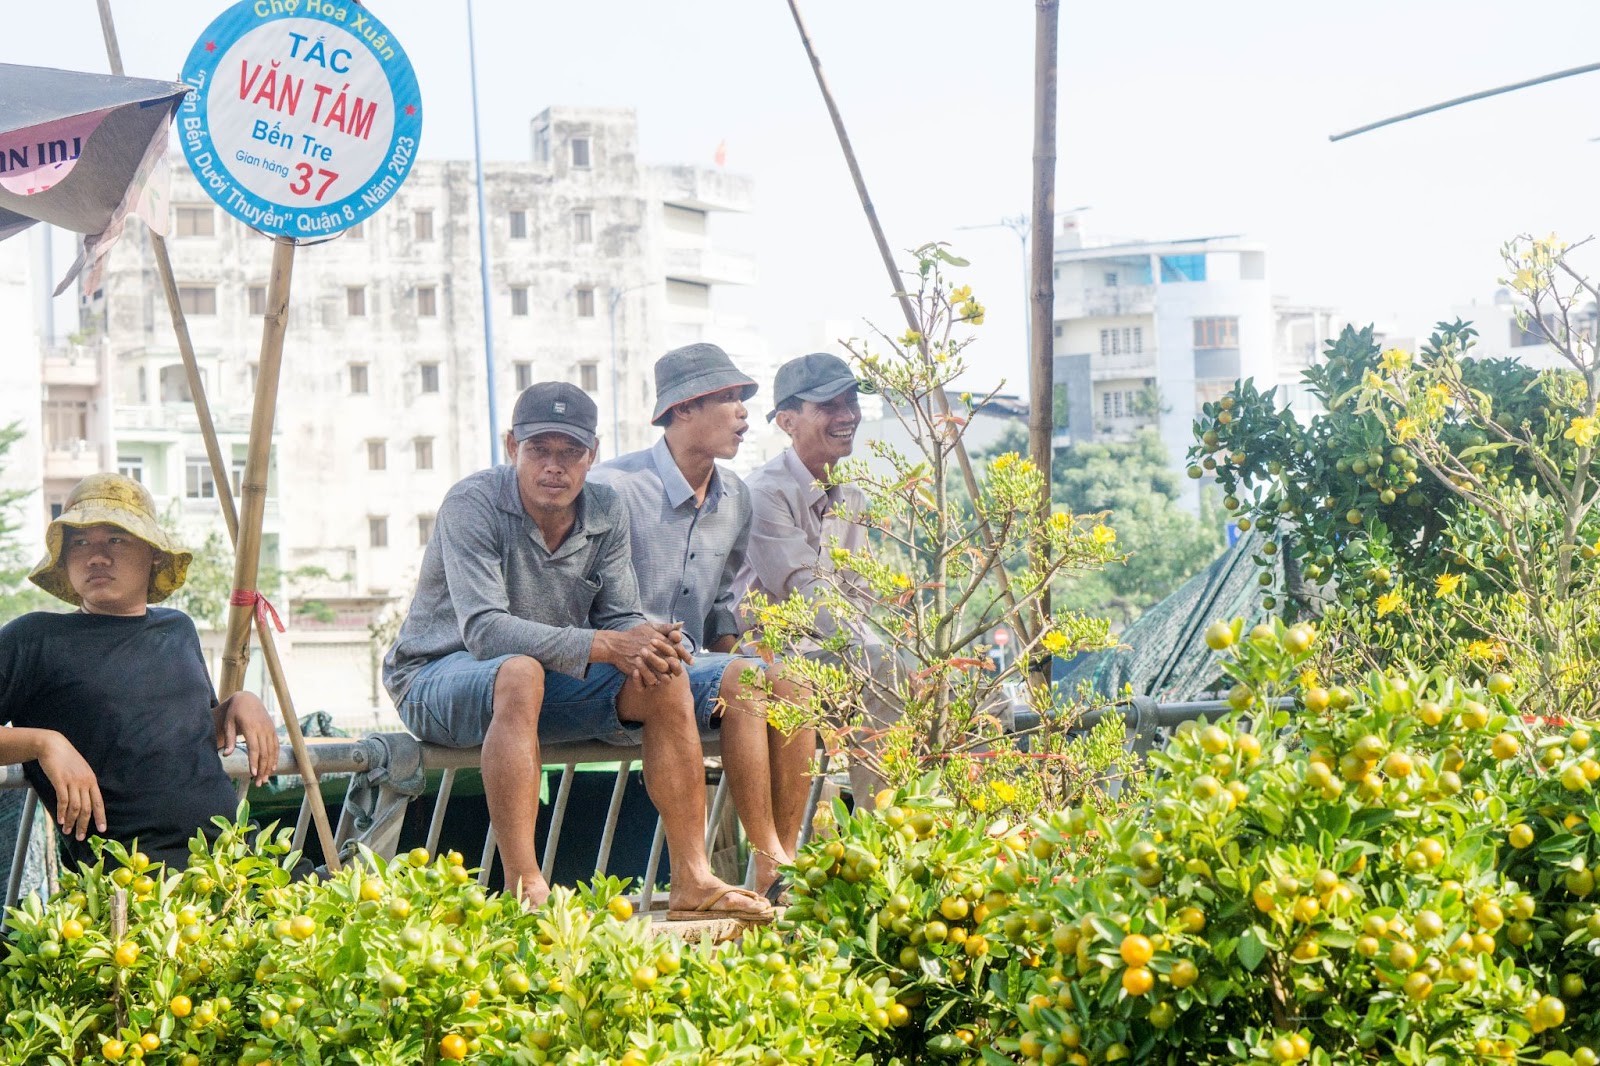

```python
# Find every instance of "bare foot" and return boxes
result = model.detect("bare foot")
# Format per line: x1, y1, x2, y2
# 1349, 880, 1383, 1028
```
505, 869, 550, 909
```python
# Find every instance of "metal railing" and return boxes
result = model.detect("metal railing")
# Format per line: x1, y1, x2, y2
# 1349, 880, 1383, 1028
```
0, 697, 1250, 914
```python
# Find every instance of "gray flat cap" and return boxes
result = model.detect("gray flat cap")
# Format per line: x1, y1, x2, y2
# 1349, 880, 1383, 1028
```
767, 352, 859, 421
651, 343, 758, 426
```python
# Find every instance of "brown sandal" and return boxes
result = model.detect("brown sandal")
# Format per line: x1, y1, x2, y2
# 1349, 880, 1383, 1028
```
666, 885, 774, 923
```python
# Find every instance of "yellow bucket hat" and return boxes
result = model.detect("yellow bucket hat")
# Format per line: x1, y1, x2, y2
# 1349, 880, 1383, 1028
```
29, 473, 192, 606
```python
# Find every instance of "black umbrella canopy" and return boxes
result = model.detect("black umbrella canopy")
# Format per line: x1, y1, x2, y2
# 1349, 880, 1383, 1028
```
0, 63, 188, 243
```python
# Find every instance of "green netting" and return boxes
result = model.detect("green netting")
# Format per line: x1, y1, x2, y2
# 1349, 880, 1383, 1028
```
1055, 529, 1280, 702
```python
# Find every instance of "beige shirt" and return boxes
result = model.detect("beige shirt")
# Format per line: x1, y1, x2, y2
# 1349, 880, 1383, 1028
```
733, 446, 872, 644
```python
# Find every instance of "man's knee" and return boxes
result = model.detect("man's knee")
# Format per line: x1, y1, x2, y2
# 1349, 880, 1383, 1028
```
620, 670, 693, 724
492, 656, 545, 723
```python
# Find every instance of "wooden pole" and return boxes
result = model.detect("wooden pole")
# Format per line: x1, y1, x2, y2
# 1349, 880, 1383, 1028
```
1028, 0, 1060, 655
98, 0, 341, 872
783, 0, 1026, 630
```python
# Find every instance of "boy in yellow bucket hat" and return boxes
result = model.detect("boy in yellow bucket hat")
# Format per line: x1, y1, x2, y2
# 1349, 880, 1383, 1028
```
0, 472, 278, 871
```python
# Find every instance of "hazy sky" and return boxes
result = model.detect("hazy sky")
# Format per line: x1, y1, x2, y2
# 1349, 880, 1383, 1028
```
9, 1, 1600, 394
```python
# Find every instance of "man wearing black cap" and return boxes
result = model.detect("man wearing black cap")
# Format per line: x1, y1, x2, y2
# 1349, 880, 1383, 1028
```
734, 353, 898, 800
591, 343, 815, 900
383, 382, 772, 920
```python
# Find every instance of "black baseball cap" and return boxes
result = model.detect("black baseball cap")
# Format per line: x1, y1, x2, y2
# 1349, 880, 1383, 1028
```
512, 382, 598, 448
767, 352, 860, 422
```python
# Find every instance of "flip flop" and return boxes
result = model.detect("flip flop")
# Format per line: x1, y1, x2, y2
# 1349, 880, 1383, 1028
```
666, 885, 774, 923
762, 876, 791, 907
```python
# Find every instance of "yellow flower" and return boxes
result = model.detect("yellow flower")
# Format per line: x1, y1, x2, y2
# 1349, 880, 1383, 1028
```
1379, 348, 1412, 374
893, 573, 912, 590
1434, 572, 1462, 598
1465, 639, 1499, 661
1362, 370, 1384, 391
991, 453, 1017, 472
1566, 415, 1600, 449
1041, 631, 1068, 655
950, 285, 973, 303
1048, 512, 1071, 531
1296, 668, 1319, 689
1512, 268, 1537, 293
1393, 417, 1419, 443
1375, 591, 1402, 617
1090, 524, 1117, 546
968, 794, 989, 812
989, 779, 1018, 803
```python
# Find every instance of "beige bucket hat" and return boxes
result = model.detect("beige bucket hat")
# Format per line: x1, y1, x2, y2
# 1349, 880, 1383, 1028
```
29, 473, 192, 606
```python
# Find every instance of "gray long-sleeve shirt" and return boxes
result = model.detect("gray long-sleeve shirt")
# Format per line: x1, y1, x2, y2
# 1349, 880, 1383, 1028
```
382, 464, 648, 704
589, 437, 751, 654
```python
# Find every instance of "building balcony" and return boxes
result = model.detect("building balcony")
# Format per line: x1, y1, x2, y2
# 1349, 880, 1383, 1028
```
1058, 284, 1157, 320
651, 165, 754, 213
44, 442, 102, 482
1088, 351, 1158, 381
115, 404, 256, 437
662, 246, 757, 287
42, 349, 101, 388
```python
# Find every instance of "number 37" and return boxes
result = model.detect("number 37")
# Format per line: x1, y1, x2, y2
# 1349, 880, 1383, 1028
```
290, 164, 338, 201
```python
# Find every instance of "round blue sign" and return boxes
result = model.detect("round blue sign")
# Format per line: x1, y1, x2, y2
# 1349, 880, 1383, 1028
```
178, 0, 422, 240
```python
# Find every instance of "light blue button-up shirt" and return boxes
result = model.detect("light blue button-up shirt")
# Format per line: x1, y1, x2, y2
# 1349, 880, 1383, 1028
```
591, 437, 753, 654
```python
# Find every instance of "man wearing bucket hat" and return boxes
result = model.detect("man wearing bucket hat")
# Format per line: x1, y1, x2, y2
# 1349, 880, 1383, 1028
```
591, 343, 815, 902
384, 381, 772, 920
0, 473, 278, 870
733, 352, 900, 801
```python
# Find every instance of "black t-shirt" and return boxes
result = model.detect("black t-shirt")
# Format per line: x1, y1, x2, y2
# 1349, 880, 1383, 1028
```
0, 608, 240, 870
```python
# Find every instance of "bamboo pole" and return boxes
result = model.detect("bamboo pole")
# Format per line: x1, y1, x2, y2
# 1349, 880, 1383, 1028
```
98, 1, 341, 872
1027, 0, 1060, 659
783, 0, 1026, 631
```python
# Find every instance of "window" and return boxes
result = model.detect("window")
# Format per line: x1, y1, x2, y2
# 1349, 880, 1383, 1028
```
1102, 392, 1111, 418
1160, 254, 1206, 283
1193, 316, 1239, 349
347, 286, 366, 316
159, 364, 193, 404
367, 440, 387, 471
509, 210, 527, 239
136, 366, 148, 404
414, 209, 434, 241
174, 205, 214, 238
1133, 326, 1143, 353
1103, 271, 1118, 288
510, 285, 529, 316
117, 456, 144, 483
414, 438, 434, 470
1053, 324, 1064, 339
369, 517, 388, 548
45, 400, 88, 449
514, 362, 533, 391
1114, 392, 1125, 418
349, 364, 369, 394
248, 285, 266, 316
185, 458, 216, 499
571, 137, 591, 168
575, 287, 595, 318
579, 363, 598, 392
420, 363, 440, 393
230, 458, 247, 497
178, 285, 217, 316
573, 210, 593, 243
345, 221, 364, 240
418, 514, 435, 545
416, 286, 437, 317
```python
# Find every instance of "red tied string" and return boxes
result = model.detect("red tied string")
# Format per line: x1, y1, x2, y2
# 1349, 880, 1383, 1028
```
229, 588, 285, 633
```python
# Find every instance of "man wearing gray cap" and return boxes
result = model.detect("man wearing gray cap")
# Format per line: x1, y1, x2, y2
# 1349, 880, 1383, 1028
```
591, 343, 814, 901
384, 381, 771, 920
733, 352, 897, 801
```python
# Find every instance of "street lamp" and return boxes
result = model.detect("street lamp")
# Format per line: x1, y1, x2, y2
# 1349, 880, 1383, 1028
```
466, 0, 499, 467
607, 282, 655, 457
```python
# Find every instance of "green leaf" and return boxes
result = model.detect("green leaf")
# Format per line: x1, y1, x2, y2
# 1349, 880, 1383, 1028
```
1236, 926, 1268, 971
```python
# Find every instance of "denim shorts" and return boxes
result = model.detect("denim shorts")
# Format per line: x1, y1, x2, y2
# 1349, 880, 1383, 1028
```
398, 651, 638, 748
687, 652, 768, 730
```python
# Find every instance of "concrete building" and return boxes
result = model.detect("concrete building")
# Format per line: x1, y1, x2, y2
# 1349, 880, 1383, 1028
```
1050, 230, 1275, 509
0, 237, 45, 562
82, 106, 765, 727
1451, 288, 1595, 371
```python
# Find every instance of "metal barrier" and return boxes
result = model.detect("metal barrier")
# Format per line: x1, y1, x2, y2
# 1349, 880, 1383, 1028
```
0, 697, 1254, 913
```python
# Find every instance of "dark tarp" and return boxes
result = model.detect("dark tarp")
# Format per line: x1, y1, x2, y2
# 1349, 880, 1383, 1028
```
1053, 529, 1281, 702
0, 63, 187, 288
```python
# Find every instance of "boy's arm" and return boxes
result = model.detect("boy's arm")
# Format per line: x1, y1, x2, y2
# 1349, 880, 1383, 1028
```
0, 727, 104, 841
212, 692, 279, 786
